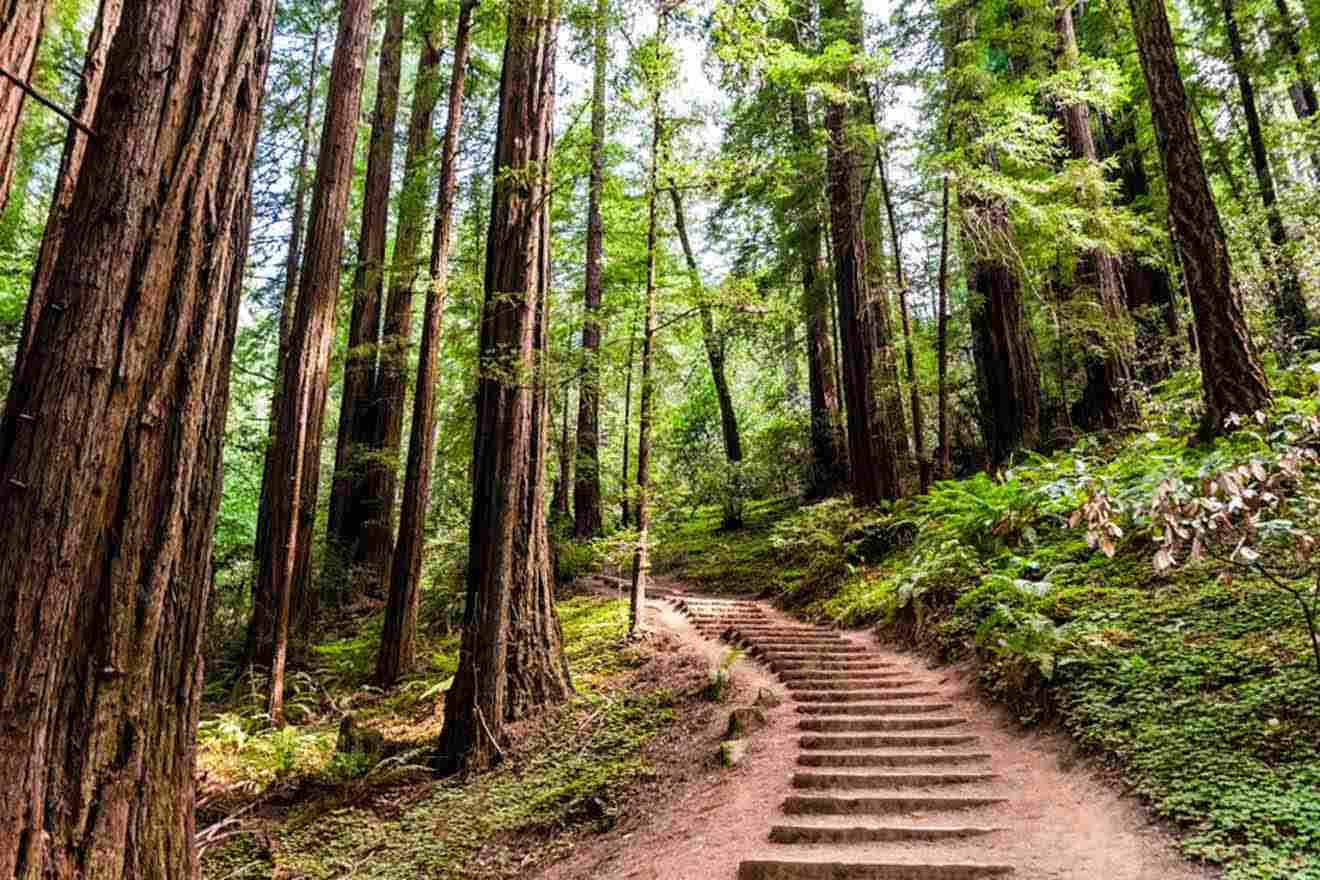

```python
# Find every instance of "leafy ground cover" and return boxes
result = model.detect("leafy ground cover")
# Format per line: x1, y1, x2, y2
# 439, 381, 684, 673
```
198, 594, 709, 879
654, 362, 1320, 879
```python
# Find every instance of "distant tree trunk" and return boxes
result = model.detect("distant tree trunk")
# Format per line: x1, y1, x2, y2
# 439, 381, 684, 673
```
789, 83, 845, 499
861, 186, 910, 476
1220, 0, 1311, 344
1056, 4, 1137, 431
360, 31, 446, 588
1271, 0, 1320, 175
573, 0, 608, 540
877, 148, 926, 486
16, 0, 124, 377
0, 0, 272, 873
823, 0, 899, 505
436, 0, 572, 774
256, 0, 372, 724
784, 323, 801, 403
378, 0, 478, 689
621, 316, 636, 527
326, 0, 405, 574
0, 0, 50, 215
632, 38, 663, 633
936, 176, 952, 480
670, 189, 742, 462
1127, 0, 1271, 437
551, 371, 572, 522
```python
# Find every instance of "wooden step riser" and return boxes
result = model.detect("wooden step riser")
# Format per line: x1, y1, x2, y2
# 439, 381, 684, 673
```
800, 734, 981, 750
786, 680, 924, 691
792, 771, 998, 789
797, 703, 955, 716
782, 795, 1009, 815
772, 661, 897, 672
767, 825, 1002, 844
798, 753, 993, 768
751, 645, 870, 656
737, 860, 1014, 880
793, 690, 941, 703
800, 718, 967, 732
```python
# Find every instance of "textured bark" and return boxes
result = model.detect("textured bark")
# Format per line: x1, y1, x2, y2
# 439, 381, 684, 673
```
824, 0, 899, 505
360, 31, 447, 587
436, 0, 572, 773
877, 149, 925, 482
1128, 0, 1270, 436
1220, 0, 1311, 342
244, 21, 321, 670
551, 371, 572, 522
861, 183, 909, 475
256, 0, 372, 723
789, 80, 845, 498
573, 0, 608, 539
1271, 0, 1320, 176
17, 0, 123, 376
326, 0, 405, 565
378, 0, 478, 688
620, 318, 636, 527
0, 0, 272, 873
1055, 5, 1137, 431
671, 188, 743, 465
936, 177, 952, 480
0, 0, 50, 216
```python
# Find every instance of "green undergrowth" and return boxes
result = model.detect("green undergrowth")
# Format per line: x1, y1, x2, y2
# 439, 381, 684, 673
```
655, 363, 1320, 879
200, 595, 696, 880
652, 495, 800, 592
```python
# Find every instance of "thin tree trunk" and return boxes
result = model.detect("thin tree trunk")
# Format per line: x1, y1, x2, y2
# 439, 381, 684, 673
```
936, 176, 951, 480
378, 0, 478, 689
1127, 0, 1271, 437
1271, 0, 1320, 176
361, 29, 447, 587
632, 23, 664, 634
0, 0, 51, 216
551, 364, 572, 522
621, 315, 636, 528
436, 0, 572, 774
862, 184, 910, 476
258, 0, 372, 724
573, 0, 608, 539
1220, 0, 1311, 343
0, 0, 272, 873
326, 0, 405, 570
16, 0, 123, 376
1056, 4, 1137, 430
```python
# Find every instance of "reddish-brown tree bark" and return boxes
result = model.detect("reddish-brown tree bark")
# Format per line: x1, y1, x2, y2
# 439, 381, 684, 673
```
16, 0, 124, 377
573, 0, 608, 539
326, 0, 405, 571
378, 0, 478, 688
0, 0, 51, 215
1128, 0, 1271, 436
936, 176, 952, 480
621, 316, 636, 527
256, 0, 372, 723
0, 0, 273, 874
436, 0, 572, 773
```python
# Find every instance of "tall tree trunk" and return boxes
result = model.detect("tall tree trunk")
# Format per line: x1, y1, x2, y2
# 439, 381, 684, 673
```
1055, 3, 1137, 430
632, 26, 663, 634
360, 30, 447, 587
789, 80, 845, 499
784, 323, 801, 403
16, 0, 123, 377
243, 20, 321, 672
378, 0, 478, 689
861, 174, 910, 477
621, 315, 636, 527
1271, 0, 1320, 176
0, 0, 272, 873
573, 0, 608, 539
936, 176, 952, 480
326, 0, 405, 571
551, 367, 572, 522
824, 0, 899, 505
1220, 0, 1311, 344
670, 188, 743, 464
257, 0, 372, 724
1127, 0, 1271, 437
877, 148, 926, 486
436, 0, 572, 774
0, 0, 50, 215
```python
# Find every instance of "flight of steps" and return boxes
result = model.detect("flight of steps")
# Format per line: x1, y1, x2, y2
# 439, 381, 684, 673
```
670, 595, 1015, 880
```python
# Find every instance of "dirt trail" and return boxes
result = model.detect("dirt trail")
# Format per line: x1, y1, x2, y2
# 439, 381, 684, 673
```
542, 584, 1215, 880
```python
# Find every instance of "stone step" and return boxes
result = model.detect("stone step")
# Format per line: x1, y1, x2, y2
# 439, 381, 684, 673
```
737, 860, 1013, 880
782, 794, 1009, 815
797, 702, 955, 716
792, 771, 999, 789
799, 717, 968, 733
798, 752, 993, 768
786, 679, 925, 691
800, 733, 980, 750
767, 824, 1003, 844
794, 690, 941, 703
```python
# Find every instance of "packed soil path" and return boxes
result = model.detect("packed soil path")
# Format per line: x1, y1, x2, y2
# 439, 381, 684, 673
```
544, 583, 1215, 880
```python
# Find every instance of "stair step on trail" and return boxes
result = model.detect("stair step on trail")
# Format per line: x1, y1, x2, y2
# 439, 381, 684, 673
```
768, 824, 1003, 844
799, 733, 981, 750
791, 771, 999, 789
799, 717, 968, 732
786, 679, 925, 691
736, 860, 1014, 880
796, 703, 956, 716
782, 795, 1009, 815
793, 690, 941, 703
798, 752, 992, 768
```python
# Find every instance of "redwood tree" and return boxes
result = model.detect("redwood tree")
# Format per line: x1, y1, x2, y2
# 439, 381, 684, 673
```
1127, 0, 1271, 436
0, 0, 273, 874
378, 0, 479, 688
0, 0, 51, 215
254, 0, 373, 723
436, 0, 572, 773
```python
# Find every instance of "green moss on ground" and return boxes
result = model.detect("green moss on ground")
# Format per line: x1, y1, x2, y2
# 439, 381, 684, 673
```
200, 595, 695, 880
654, 366, 1320, 879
